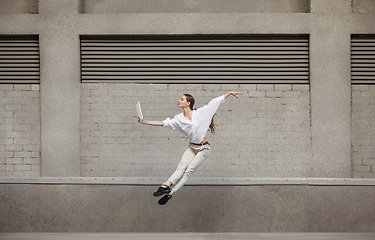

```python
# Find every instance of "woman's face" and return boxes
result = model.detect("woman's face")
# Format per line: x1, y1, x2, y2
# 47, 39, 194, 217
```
178, 95, 190, 108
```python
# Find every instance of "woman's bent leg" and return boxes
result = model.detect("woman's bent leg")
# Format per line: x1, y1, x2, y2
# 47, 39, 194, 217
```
171, 146, 210, 193
167, 147, 196, 185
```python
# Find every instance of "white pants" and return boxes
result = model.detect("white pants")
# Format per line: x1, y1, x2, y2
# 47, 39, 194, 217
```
168, 143, 211, 193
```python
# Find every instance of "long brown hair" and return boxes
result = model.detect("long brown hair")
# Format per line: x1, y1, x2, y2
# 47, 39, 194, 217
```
184, 94, 216, 134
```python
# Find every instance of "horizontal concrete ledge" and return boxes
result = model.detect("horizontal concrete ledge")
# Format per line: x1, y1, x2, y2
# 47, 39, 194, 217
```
1, 233, 375, 240
1, 177, 375, 186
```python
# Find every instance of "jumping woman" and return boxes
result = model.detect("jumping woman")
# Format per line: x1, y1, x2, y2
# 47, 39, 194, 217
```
137, 91, 243, 205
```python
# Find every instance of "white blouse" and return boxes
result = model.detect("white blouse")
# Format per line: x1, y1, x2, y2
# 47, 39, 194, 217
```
163, 95, 226, 144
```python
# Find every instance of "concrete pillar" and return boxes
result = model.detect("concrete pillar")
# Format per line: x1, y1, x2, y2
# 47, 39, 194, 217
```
309, 0, 352, 177
39, 0, 81, 176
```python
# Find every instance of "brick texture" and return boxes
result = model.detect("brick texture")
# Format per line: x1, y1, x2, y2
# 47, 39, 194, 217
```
351, 85, 375, 178
81, 83, 312, 178
0, 84, 41, 177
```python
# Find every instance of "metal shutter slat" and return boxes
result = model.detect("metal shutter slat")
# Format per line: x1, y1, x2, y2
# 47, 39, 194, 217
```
352, 73, 375, 76
82, 79, 309, 84
0, 60, 39, 63
351, 51, 375, 55
350, 80, 375, 84
352, 61, 375, 65
81, 35, 309, 84
82, 55, 308, 60
0, 47, 39, 51
352, 56, 375, 60
0, 80, 39, 84
352, 65, 375, 68
82, 72, 308, 76
0, 72, 39, 75
0, 43, 38, 47
0, 52, 39, 56
0, 68, 40, 71
81, 58, 308, 63
81, 51, 308, 55
0, 64, 40, 67
82, 67, 309, 72
82, 75, 308, 80
0, 39, 38, 42
81, 39, 308, 43
351, 47, 375, 51
352, 76, 375, 79
352, 68, 375, 71
0, 55, 38, 59
82, 43, 308, 48
0, 75, 40, 79
81, 47, 308, 51
350, 41, 375, 43
82, 63, 308, 67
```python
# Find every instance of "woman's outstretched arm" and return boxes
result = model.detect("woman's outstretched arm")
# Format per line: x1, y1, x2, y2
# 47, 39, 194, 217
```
224, 91, 243, 99
138, 116, 164, 126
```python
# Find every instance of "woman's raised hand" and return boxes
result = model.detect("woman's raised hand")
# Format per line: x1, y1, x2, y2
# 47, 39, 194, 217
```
224, 91, 243, 99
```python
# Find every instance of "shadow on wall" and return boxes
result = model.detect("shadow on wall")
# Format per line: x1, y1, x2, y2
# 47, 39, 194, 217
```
1, 0, 375, 15
352, 0, 375, 13
0, 0, 38, 14
78, 0, 375, 15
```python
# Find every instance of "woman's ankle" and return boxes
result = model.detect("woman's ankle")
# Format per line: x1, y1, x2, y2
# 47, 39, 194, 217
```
168, 190, 175, 196
162, 181, 172, 187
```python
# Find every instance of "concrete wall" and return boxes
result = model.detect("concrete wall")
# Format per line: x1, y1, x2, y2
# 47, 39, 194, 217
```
352, 85, 375, 178
1, 0, 375, 232
3, 0, 375, 179
81, 83, 311, 178
0, 85, 41, 177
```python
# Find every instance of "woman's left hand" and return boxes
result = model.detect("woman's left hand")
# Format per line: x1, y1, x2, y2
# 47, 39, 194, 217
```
224, 91, 243, 99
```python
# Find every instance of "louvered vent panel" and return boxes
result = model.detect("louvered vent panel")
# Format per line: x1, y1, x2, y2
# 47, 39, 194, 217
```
352, 35, 375, 84
81, 35, 309, 84
0, 36, 40, 84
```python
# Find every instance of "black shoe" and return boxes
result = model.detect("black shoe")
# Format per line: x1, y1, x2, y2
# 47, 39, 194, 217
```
158, 194, 172, 205
153, 185, 171, 197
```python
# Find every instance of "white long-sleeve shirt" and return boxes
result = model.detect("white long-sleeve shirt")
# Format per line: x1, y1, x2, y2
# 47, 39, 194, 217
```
163, 95, 225, 144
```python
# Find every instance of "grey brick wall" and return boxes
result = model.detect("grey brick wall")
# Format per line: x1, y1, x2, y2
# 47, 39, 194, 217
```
81, 83, 311, 178
352, 85, 375, 178
0, 84, 41, 177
